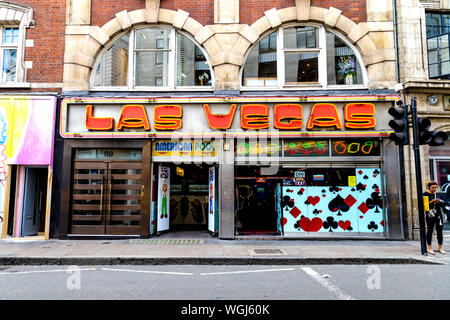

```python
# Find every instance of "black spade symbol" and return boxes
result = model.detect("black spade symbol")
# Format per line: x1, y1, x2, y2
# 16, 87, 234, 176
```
351, 188, 356, 192
328, 195, 350, 216
313, 209, 320, 215
366, 192, 383, 213
321, 189, 326, 193
281, 196, 295, 210
323, 217, 338, 232
363, 175, 369, 180
368, 221, 378, 232
347, 226, 353, 231
356, 182, 366, 192
329, 186, 339, 193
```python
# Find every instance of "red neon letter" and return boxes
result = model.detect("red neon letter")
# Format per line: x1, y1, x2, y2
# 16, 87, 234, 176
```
116, 105, 150, 131
274, 104, 303, 130
307, 103, 342, 130
240, 104, 269, 130
344, 103, 376, 129
203, 104, 237, 129
85, 105, 114, 131
154, 105, 183, 131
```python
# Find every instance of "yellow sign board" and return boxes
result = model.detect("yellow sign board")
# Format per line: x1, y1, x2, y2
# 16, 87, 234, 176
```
152, 140, 217, 157
176, 166, 184, 177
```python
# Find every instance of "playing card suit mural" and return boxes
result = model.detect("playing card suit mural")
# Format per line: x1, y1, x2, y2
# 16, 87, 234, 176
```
281, 167, 384, 235
356, 168, 384, 233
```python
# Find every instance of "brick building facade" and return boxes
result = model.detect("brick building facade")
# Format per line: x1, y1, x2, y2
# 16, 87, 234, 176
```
3, 0, 423, 241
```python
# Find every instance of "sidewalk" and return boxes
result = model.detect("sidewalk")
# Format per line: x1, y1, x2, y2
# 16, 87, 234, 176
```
0, 231, 449, 265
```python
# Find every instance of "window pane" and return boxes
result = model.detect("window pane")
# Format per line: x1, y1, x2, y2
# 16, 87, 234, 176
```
441, 60, 450, 75
284, 52, 318, 84
242, 32, 277, 87
2, 49, 16, 82
135, 51, 168, 86
326, 32, 362, 85
428, 37, 438, 50
284, 26, 318, 49
440, 48, 449, 62
439, 34, 449, 49
136, 28, 170, 50
429, 50, 439, 64
429, 63, 439, 78
176, 33, 211, 86
3, 27, 19, 44
92, 34, 129, 86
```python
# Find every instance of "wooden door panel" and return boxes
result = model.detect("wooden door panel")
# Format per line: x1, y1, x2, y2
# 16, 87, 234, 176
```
70, 160, 143, 235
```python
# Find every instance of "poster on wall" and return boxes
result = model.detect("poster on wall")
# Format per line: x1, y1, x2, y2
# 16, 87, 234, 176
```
157, 166, 170, 232
208, 167, 215, 233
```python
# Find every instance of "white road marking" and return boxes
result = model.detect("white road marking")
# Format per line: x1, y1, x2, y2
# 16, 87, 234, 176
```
102, 267, 193, 275
0, 268, 96, 275
301, 267, 355, 300
200, 268, 296, 276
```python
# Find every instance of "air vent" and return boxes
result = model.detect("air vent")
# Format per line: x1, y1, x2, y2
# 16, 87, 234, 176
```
249, 248, 286, 255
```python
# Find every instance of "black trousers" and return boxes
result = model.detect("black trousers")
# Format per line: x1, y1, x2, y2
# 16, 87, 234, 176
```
426, 215, 443, 246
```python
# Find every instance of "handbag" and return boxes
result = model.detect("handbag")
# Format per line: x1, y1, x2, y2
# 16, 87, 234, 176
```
426, 193, 438, 218
427, 208, 437, 218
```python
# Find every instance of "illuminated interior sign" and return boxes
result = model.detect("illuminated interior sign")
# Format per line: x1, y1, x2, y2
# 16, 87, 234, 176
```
284, 140, 329, 157
331, 139, 380, 156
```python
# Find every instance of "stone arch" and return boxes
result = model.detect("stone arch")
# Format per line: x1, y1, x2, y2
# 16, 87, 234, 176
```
64, 6, 212, 90
240, 5, 382, 68
235, 4, 394, 88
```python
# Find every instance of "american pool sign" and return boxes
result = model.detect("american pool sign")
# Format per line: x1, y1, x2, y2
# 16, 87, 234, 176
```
60, 96, 400, 138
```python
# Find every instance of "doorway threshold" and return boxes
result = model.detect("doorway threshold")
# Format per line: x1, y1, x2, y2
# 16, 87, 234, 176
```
66, 234, 141, 240
1, 236, 46, 241
235, 235, 285, 240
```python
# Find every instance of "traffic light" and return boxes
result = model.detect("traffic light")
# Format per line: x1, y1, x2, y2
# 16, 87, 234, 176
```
388, 104, 409, 145
417, 117, 448, 146
417, 118, 432, 145
429, 131, 448, 146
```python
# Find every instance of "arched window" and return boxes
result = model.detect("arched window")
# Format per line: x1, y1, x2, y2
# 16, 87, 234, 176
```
92, 27, 213, 89
241, 24, 366, 88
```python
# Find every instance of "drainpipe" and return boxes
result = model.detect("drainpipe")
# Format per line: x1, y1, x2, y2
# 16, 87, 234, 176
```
393, 0, 410, 240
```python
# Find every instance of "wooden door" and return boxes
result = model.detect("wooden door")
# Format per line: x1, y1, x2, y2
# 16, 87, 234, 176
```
70, 160, 142, 235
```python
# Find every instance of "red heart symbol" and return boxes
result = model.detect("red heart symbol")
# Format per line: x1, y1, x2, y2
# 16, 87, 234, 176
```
373, 175, 377, 177
280, 217, 287, 226
360, 215, 364, 219
299, 216, 323, 232
338, 188, 342, 191
339, 220, 351, 231
322, 194, 326, 197
307, 196, 320, 206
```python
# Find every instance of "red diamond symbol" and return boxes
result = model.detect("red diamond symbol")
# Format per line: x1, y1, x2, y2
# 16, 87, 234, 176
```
344, 195, 357, 207
358, 170, 363, 175
289, 206, 302, 219
358, 202, 369, 214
